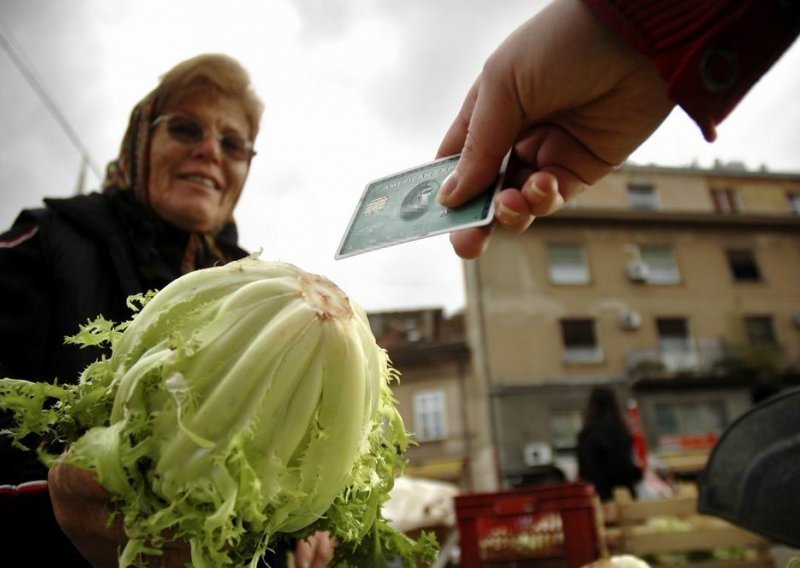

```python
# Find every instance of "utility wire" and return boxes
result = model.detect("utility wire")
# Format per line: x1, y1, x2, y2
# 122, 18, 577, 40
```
0, 15, 103, 182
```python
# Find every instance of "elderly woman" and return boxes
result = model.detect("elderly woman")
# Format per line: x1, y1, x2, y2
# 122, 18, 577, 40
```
0, 54, 333, 567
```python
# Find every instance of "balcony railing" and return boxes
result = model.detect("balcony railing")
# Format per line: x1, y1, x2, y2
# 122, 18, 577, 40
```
626, 338, 796, 379
626, 338, 726, 376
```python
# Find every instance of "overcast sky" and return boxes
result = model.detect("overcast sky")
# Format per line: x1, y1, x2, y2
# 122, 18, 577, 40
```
1, 1, 799, 315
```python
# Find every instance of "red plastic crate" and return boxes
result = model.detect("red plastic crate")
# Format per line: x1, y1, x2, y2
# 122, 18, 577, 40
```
454, 482, 601, 568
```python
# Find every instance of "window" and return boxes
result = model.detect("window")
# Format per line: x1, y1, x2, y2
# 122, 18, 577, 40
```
627, 184, 660, 210
657, 318, 691, 353
744, 316, 777, 346
656, 317, 698, 371
727, 249, 762, 282
641, 246, 681, 284
711, 188, 740, 213
789, 193, 800, 216
655, 400, 727, 447
548, 243, 589, 284
550, 410, 583, 450
560, 319, 603, 364
413, 389, 447, 442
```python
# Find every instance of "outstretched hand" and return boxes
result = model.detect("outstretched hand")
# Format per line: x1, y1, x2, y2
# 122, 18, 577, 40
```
436, 0, 674, 258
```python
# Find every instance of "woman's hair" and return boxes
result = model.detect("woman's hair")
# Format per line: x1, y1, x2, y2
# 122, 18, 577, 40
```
579, 386, 630, 437
154, 53, 264, 140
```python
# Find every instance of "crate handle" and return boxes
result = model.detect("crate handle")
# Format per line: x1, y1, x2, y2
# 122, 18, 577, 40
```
493, 498, 538, 515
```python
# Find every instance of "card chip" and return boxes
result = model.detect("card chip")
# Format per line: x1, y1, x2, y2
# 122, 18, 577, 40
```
364, 195, 389, 216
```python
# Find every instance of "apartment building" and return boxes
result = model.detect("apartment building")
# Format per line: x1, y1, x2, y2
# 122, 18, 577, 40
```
368, 308, 472, 485
463, 162, 800, 491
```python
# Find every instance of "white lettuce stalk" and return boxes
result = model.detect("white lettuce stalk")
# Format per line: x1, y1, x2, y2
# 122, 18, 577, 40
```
0, 257, 436, 567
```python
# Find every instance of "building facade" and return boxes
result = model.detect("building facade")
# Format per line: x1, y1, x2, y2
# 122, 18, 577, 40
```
368, 308, 472, 486
463, 163, 800, 491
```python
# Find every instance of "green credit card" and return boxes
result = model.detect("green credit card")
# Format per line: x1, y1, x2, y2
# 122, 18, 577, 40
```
335, 154, 506, 259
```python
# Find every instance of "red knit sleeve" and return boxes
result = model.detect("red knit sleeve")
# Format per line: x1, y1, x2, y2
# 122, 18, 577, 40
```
581, 0, 800, 141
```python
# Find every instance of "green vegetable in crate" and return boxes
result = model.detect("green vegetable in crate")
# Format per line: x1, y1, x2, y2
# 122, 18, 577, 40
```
0, 257, 436, 567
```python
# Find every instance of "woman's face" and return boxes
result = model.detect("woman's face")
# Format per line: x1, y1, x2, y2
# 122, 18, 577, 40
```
147, 94, 252, 233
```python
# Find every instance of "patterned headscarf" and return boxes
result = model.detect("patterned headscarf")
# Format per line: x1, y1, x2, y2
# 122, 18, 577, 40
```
103, 90, 231, 274
102, 89, 157, 206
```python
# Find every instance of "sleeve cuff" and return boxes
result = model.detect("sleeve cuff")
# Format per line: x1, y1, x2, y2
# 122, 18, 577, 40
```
582, 0, 800, 141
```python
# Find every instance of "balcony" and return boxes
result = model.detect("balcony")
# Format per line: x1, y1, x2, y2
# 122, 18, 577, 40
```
626, 338, 725, 377
626, 338, 798, 381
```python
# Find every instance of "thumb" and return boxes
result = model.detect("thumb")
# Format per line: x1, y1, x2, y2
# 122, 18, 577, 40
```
436, 70, 523, 208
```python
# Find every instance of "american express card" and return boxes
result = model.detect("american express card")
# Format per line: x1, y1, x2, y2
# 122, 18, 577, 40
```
335, 154, 506, 259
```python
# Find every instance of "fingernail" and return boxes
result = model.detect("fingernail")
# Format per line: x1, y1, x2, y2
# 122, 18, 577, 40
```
496, 202, 521, 224
436, 171, 457, 205
524, 180, 548, 201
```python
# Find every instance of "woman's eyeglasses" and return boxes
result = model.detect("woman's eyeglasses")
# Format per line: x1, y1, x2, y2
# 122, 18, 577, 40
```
151, 114, 256, 162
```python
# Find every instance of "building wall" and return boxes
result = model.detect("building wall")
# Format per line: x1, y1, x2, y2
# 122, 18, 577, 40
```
578, 165, 800, 215
578, 169, 712, 211
463, 164, 800, 491
474, 224, 800, 384
392, 359, 469, 463
368, 308, 474, 486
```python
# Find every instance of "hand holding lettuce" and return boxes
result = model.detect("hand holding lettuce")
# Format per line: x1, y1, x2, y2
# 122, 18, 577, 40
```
0, 256, 436, 567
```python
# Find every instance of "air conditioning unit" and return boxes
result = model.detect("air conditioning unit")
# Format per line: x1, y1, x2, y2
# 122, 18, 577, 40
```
619, 311, 643, 331
523, 442, 553, 467
626, 260, 650, 282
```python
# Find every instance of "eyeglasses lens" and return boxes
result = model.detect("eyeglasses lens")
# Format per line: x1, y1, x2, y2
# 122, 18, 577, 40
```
162, 116, 252, 161
220, 135, 249, 161
166, 117, 205, 145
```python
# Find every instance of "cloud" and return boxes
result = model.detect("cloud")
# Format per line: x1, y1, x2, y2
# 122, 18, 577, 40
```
292, 0, 366, 38
1, 0, 798, 316
0, 1, 108, 210
359, 1, 547, 143
632, 37, 800, 172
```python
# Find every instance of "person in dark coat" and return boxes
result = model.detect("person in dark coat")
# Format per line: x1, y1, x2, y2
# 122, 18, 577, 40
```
576, 386, 643, 501
0, 53, 334, 568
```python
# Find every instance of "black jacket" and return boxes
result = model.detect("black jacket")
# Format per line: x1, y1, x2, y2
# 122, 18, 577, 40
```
0, 189, 250, 565
577, 418, 643, 501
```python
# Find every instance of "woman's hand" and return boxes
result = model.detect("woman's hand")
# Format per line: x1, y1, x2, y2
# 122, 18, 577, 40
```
48, 460, 190, 568
293, 530, 337, 568
50, 459, 337, 568
49, 460, 125, 568
436, 0, 674, 258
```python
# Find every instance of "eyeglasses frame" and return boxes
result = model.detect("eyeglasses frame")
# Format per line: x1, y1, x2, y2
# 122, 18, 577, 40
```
151, 114, 257, 162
